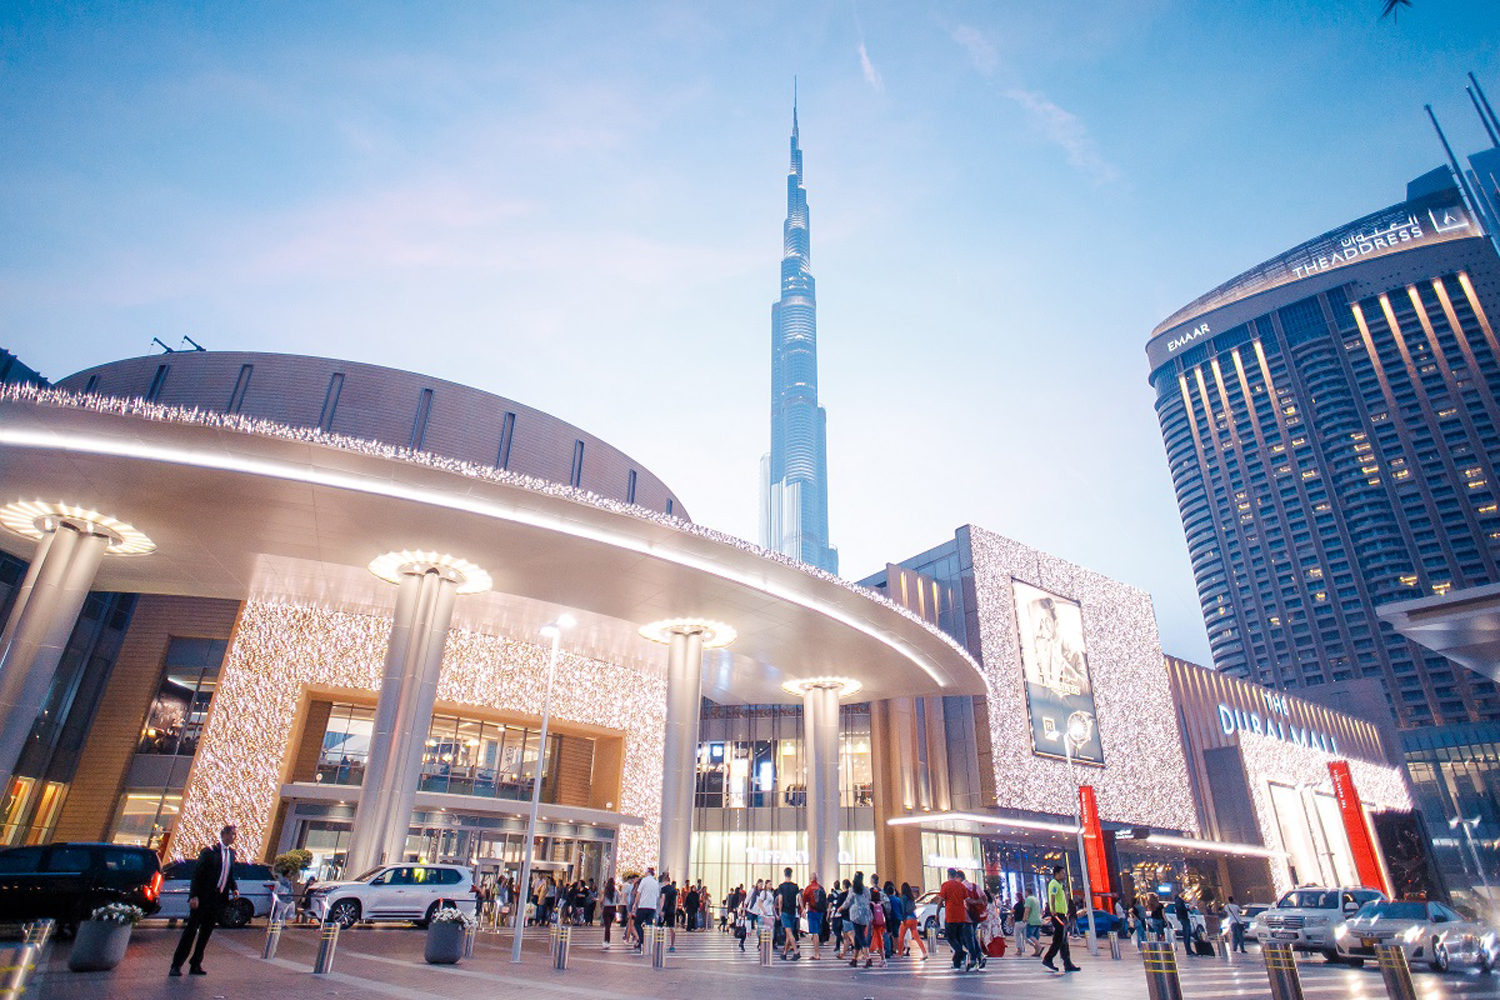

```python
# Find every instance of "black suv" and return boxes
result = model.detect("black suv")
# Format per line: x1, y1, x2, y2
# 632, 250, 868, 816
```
0, 842, 162, 934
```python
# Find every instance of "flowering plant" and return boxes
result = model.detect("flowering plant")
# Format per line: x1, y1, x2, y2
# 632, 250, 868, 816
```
90, 903, 146, 925
430, 907, 475, 927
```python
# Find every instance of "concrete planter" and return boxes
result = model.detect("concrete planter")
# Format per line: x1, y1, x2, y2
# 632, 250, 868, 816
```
68, 920, 132, 972
424, 921, 465, 964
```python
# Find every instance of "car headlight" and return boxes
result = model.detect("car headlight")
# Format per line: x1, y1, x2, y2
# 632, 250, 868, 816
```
1305, 917, 1328, 927
1334, 925, 1349, 940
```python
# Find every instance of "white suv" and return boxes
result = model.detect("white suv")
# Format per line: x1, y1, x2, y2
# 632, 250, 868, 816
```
308, 863, 477, 928
1258, 886, 1386, 961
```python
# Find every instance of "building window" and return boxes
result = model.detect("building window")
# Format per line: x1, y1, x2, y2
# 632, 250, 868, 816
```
112, 790, 182, 850
627, 469, 638, 505
570, 440, 585, 488
316, 704, 375, 786
410, 388, 434, 450
226, 364, 253, 414
136, 638, 227, 756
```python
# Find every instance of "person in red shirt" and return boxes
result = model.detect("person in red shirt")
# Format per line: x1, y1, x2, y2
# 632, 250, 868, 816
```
800, 874, 827, 959
938, 868, 978, 971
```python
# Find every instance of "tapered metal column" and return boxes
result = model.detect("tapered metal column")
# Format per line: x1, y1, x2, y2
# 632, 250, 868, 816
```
802, 682, 842, 885
346, 553, 487, 876
0, 522, 111, 784
659, 629, 704, 880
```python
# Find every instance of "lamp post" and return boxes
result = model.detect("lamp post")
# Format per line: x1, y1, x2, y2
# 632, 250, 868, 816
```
1449, 815, 1494, 912
1049, 713, 1099, 957
511, 614, 575, 964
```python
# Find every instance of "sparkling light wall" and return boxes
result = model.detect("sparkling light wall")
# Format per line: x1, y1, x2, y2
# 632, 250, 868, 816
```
1237, 731, 1412, 897
175, 602, 666, 869
966, 527, 1200, 832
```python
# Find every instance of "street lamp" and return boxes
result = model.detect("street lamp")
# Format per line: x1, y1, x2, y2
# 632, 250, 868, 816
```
1448, 815, 1495, 913
510, 613, 575, 963
1047, 711, 1099, 957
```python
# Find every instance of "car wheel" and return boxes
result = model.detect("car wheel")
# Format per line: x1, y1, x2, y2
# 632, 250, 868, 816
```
1345, 958, 1365, 969
414, 901, 442, 929
327, 899, 361, 929
924, 918, 936, 935
1323, 949, 1341, 963
220, 898, 255, 928
1431, 940, 1450, 973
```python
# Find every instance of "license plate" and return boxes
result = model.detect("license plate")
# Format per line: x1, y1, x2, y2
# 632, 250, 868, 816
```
1274, 932, 1299, 940
1361, 938, 1378, 948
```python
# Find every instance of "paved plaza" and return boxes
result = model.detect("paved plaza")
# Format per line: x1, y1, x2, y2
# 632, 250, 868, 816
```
35, 923, 1500, 1000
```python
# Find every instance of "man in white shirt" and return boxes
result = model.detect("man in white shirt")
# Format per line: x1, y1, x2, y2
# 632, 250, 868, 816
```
633, 866, 661, 950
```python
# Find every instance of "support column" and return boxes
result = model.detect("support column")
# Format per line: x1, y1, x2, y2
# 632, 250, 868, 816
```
0, 506, 150, 786
659, 630, 704, 881
802, 682, 842, 886
639, 618, 736, 885
346, 553, 487, 876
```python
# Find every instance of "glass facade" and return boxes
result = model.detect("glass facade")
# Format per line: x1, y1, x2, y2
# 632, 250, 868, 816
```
1150, 247, 1500, 728
1402, 722, 1500, 909
137, 638, 226, 756
313, 702, 570, 805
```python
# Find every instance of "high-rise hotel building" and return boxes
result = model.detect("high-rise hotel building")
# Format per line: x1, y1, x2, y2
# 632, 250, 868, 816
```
1145, 168, 1500, 729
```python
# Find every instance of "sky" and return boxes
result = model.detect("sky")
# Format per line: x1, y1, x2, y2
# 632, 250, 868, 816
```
2, 1, 1499, 663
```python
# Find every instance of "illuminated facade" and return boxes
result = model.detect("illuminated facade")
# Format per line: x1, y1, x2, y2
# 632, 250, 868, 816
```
0, 354, 981, 888
1146, 172, 1500, 729
760, 101, 837, 575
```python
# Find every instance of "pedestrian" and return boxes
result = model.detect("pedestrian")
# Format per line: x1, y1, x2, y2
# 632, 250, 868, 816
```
1042, 865, 1081, 973
684, 882, 700, 933
938, 867, 977, 971
1025, 886, 1045, 956
1150, 895, 1167, 941
1012, 894, 1027, 956
837, 871, 875, 968
897, 883, 928, 959
601, 876, 618, 950
801, 872, 827, 960
633, 867, 661, 949
660, 873, 679, 952
962, 875, 987, 969
1174, 894, 1193, 956
169, 823, 239, 977
828, 879, 846, 957
1130, 895, 1147, 948
774, 867, 802, 960
1225, 896, 1247, 953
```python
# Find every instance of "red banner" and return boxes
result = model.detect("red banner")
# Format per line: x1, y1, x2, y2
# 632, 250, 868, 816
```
1327, 761, 1387, 894
1078, 785, 1111, 908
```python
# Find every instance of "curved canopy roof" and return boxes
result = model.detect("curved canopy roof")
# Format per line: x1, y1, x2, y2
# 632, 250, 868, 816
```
0, 387, 986, 705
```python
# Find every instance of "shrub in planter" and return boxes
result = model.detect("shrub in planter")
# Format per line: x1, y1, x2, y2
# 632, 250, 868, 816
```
68, 904, 144, 972
424, 906, 474, 965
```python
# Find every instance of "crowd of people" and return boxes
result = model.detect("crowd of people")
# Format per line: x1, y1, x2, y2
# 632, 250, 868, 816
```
471, 862, 1249, 974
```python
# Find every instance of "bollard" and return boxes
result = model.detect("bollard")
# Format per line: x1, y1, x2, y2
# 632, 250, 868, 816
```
651, 925, 667, 969
553, 924, 570, 971
1141, 942, 1184, 1000
759, 928, 773, 966
21, 919, 53, 946
262, 918, 284, 960
1110, 931, 1122, 960
464, 922, 478, 959
549, 920, 560, 958
1375, 944, 1418, 1000
313, 921, 340, 975
1261, 941, 1306, 1000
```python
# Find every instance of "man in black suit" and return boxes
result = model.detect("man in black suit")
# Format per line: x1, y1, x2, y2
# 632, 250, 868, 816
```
169, 823, 239, 976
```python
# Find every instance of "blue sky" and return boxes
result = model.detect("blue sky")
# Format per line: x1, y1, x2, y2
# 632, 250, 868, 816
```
3, 1, 1499, 662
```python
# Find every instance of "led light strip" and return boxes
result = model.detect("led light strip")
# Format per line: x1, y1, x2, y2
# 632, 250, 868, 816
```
0, 420, 977, 694
886, 811, 1082, 836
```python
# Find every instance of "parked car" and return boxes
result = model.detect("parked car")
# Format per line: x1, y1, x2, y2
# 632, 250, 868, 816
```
1258, 886, 1387, 961
1080, 908, 1126, 935
0, 842, 161, 935
156, 859, 278, 927
307, 863, 476, 928
914, 890, 943, 934
1335, 899, 1498, 972
1241, 903, 1270, 942
1163, 906, 1208, 941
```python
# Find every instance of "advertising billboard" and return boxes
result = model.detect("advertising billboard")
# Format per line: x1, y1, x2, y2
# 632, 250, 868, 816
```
1012, 580, 1104, 765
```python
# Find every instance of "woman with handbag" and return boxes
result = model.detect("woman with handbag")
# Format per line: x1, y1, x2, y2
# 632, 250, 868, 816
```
837, 872, 876, 968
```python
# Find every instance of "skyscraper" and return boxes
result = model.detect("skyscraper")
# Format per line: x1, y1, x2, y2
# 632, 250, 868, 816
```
1145, 167, 1500, 729
761, 97, 837, 574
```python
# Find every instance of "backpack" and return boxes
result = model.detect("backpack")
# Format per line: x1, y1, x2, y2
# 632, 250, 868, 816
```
965, 885, 987, 922
813, 886, 827, 911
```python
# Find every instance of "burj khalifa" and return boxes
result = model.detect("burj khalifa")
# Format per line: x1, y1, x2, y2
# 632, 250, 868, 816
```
760, 97, 838, 575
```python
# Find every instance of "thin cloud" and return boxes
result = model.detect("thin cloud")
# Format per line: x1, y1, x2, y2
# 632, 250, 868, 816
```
857, 42, 883, 93
1006, 88, 1120, 186
950, 25, 998, 76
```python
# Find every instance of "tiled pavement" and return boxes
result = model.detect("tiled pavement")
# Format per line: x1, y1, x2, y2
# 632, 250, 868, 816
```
35, 922, 1500, 999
